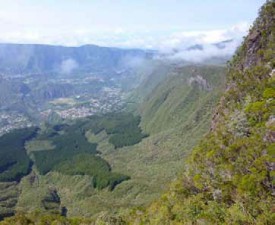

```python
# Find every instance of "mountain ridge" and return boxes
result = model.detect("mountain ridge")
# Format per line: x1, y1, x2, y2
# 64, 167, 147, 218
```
0, 43, 152, 75
127, 1, 275, 224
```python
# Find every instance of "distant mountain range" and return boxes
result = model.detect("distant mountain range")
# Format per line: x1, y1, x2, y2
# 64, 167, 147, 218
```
0, 39, 237, 77
0, 43, 152, 75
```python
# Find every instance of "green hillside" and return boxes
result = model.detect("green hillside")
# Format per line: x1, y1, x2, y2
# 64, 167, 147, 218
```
0, 60, 226, 221
127, 1, 275, 224
0, 64, 226, 224
139, 65, 225, 134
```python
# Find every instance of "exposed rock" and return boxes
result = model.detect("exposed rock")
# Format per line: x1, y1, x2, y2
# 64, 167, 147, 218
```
264, 130, 275, 142
267, 115, 275, 125
188, 75, 212, 91
270, 68, 275, 77
212, 189, 222, 201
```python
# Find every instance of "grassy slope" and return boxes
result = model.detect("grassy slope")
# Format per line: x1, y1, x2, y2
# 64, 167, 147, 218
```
139, 65, 225, 134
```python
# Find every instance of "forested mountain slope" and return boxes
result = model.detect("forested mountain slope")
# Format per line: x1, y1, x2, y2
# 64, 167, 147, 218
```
139, 65, 225, 134
127, 1, 275, 224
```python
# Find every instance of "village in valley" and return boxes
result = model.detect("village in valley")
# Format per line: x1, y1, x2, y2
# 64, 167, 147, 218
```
0, 85, 126, 136
42, 87, 126, 120
0, 112, 33, 136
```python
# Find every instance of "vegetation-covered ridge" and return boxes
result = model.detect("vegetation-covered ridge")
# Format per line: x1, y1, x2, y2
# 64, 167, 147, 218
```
139, 64, 225, 135
127, 1, 275, 224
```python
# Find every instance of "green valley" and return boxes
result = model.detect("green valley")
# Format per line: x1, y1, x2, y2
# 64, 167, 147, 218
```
0, 1, 273, 224
0, 61, 226, 220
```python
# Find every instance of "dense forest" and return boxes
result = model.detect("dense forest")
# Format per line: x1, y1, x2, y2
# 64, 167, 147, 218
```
32, 113, 146, 189
33, 123, 98, 175
0, 127, 37, 182
86, 113, 148, 148
0, 112, 146, 191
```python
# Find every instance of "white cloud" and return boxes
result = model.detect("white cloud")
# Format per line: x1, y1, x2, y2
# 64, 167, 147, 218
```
166, 40, 241, 62
0, 16, 249, 64
60, 58, 78, 74
152, 22, 250, 62
160, 21, 249, 49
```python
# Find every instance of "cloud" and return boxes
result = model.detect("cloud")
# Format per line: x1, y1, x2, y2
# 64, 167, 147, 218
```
120, 55, 147, 69
60, 58, 78, 74
165, 39, 241, 62
0, 16, 250, 63
152, 22, 250, 62
0, 17, 249, 48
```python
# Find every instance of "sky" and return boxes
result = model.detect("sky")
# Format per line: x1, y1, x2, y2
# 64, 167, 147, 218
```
0, 0, 266, 50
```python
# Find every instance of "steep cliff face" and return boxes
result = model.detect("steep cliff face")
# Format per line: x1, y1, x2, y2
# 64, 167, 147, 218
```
139, 65, 225, 135
128, 1, 275, 224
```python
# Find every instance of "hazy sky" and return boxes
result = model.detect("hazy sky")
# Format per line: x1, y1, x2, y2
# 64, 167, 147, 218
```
0, 0, 266, 49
